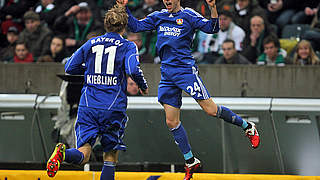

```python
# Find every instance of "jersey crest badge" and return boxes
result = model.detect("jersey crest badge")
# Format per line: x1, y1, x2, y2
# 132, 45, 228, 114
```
176, 19, 183, 25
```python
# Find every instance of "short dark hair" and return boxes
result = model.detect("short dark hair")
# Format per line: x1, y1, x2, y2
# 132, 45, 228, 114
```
15, 40, 29, 50
263, 35, 280, 48
219, 10, 233, 19
23, 10, 40, 21
223, 39, 235, 48
51, 35, 65, 47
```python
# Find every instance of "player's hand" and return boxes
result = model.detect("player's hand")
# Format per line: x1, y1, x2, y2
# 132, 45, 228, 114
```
206, 0, 216, 8
140, 88, 149, 96
250, 32, 259, 46
116, 0, 128, 7
304, 7, 316, 16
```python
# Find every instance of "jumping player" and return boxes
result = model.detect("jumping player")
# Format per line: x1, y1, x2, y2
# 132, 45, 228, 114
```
116, 0, 260, 179
46, 5, 148, 180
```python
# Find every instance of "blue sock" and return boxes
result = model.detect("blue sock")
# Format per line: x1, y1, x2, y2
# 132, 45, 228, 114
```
100, 161, 115, 180
65, 148, 84, 165
170, 122, 193, 160
217, 105, 248, 129
241, 120, 248, 129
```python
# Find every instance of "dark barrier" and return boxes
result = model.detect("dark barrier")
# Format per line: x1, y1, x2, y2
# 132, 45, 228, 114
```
0, 95, 319, 175
0, 63, 320, 97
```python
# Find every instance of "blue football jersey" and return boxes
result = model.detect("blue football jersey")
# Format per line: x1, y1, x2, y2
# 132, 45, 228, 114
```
126, 7, 220, 67
65, 32, 148, 111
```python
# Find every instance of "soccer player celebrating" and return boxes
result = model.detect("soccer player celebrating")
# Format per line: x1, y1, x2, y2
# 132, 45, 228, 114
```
46, 5, 148, 180
117, 0, 260, 179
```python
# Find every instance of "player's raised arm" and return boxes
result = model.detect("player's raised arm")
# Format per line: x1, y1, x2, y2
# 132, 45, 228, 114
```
207, 0, 218, 18
187, 0, 219, 34
124, 42, 148, 94
116, 0, 156, 33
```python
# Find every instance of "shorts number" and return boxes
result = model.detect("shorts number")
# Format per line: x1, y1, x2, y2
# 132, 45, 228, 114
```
92, 45, 117, 75
187, 82, 201, 96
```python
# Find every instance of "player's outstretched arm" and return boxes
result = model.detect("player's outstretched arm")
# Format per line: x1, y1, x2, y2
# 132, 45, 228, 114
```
125, 43, 148, 93
206, 0, 218, 18
187, 3, 219, 34
116, 0, 155, 32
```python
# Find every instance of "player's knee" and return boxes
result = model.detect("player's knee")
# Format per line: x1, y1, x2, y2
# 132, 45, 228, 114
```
166, 118, 180, 129
205, 108, 217, 117
81, 151, 91, 164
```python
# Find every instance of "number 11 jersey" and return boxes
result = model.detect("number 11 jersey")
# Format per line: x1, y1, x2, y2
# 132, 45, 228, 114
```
65, 32, 148, 112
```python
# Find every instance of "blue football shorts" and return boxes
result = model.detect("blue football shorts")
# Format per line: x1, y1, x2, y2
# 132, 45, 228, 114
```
158, 64, 211, 108
75, 106, 128, 152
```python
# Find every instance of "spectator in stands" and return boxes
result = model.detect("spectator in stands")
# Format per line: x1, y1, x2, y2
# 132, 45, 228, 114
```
301, 3, 320, 52
127, 0, 151, 13
127, 77, 142, 96
34, 0, 76, 30
0, 0, 37, 22
38, 36, 68, 63
203, 10, 245, 63
74, 0, 103, 22
96, 0, 116, 18
54, 2, 104, 55
291, 3, 319, 25
230, 0, 267, 34
215, 39, 251, 64
0, 0, 34, 49
127, 32, 154, 63
258, 0, 318, 33
257, 35, 286, 66
133, 0, 164, 19
291, 40, 320, 65
12, 40, 34, 63
242, 15, 276, 64
19, 10, 52, 60
0, 26, 19, 62
180, 0, 198, 9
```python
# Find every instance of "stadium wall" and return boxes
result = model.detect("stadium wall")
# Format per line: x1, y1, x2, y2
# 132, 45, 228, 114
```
0, 63, 319, 97
0, 96, 320, 176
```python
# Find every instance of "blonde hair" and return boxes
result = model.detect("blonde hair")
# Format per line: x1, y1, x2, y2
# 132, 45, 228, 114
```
104, 5, 128, 33
293, 40, 320, 65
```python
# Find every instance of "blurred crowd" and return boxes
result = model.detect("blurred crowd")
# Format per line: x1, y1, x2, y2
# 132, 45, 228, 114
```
1, 0, 320, 67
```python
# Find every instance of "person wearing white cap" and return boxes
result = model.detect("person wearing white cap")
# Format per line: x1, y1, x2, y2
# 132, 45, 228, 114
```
54, 1, 104, 55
